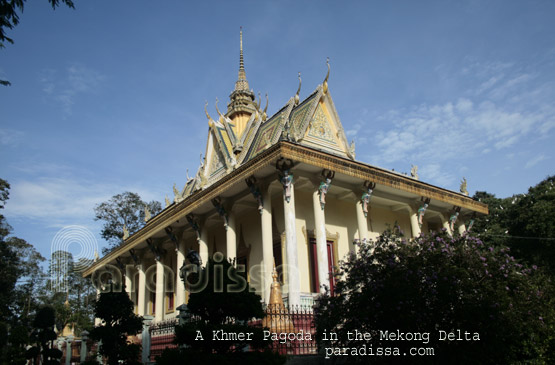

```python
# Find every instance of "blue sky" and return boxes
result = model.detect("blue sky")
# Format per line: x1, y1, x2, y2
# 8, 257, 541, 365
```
1, 0, 554, 261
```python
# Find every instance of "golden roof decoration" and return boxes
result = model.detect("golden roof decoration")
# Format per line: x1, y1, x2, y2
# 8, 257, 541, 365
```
323, 57, 330, 94
294, 72, 301, 106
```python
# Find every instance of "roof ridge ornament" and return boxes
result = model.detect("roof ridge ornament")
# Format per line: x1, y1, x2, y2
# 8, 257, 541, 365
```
294, 72, 301, 106
204, 101, 216, 128
263, 93, 268, 121
323, 57, 330, 94
215, 97, 224, 123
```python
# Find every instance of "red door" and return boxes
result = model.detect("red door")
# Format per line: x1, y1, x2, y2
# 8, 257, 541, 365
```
309, 238, 335, 295
327, 241, 335, 296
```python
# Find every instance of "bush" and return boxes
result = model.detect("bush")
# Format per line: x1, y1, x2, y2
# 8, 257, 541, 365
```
314, 229, 555, 364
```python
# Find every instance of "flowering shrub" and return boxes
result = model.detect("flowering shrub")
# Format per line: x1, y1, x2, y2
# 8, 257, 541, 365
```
314, 228, 555, 363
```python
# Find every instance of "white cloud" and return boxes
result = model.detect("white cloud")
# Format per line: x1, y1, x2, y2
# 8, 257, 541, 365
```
39, 65, 104, 115
369, 61, 554, 172
0, 128, 24, 147
419, 164, 455, 187
525, 154, 547, 169
3, 176, 163, 228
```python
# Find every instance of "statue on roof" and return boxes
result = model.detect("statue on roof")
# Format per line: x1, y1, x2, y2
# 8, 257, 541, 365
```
460, 177, 469, 196
411, 165, 419, 180
144, 206, 151, 222
349, 140, 356, 159
123, 225, 129, 240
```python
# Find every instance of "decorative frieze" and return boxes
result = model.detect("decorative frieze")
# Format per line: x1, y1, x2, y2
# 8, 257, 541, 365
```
449, 206, 461, 232
276, 158, 294, 203
146, 238, 164, 261
317, 169, 335, 210
186, 214, 201, 242
211, 196, 229, 230
245, 175, 263, 214
164, 226, 179, 252
418, 197, 431, 228
361, 181, 376, 217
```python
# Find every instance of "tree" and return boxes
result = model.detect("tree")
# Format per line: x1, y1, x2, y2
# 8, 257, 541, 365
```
89, 290, 142, 365
156, 254, 284, 365
506, 176, 555, 275
26, 305, 63, 365
0, 179, 46, 326
94, 192, 162, 254
43, 251, 95, 336
473, 176, 555, 276
0, 0, 75, 86
314, 228, 555, 364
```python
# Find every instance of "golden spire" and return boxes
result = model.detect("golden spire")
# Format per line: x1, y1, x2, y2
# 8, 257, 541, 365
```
226, 27, 256, 136
234, 26, 250, 92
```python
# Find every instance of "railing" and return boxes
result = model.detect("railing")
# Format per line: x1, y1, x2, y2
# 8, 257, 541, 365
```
256, 304, 317, 355
149, 318, 179, 360
148, 304, 317, 360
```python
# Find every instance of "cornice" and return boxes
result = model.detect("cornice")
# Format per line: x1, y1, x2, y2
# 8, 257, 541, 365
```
84, 141, 487, 277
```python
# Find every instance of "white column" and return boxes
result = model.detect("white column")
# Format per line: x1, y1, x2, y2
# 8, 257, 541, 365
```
440, 214, 452, 236
261, 185, 273, 303
409, 207, 421, 238
137, 265, 146, 316
355, 200, 368, 253
125, 265, 133, 297
155, 259, 164, 322
199, 223, 209, 267
284, 185, 300, 306
176, 243, 186, 306
226, 210, 237, 264
94, 288, 101, 326
312, 190, 329, 293
458, 223, 466, 236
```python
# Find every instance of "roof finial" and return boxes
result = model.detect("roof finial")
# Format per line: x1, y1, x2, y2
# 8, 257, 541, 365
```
204, 101, 214, 126
240, 26, 244, 72
234, 26, 250, 92
294, 72, 302, 106
263, 93, 269, 121
323, 57, 330, 94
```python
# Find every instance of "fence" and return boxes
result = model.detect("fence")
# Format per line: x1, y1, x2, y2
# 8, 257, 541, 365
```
149, 318, 179, 360
147, 304, 317, 361
60, 338, 98, 364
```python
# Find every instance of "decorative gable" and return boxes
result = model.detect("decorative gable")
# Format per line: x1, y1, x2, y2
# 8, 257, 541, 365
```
301, 96, 353, 159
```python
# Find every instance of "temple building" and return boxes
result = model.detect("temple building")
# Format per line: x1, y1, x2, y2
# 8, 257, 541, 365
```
83, 31, 488, 322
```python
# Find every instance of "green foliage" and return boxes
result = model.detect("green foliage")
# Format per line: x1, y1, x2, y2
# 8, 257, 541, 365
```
0, 0, 75, 47
89, 290, 142, 365
0, 179, 46, 328
0, 0, 75, 85
157, 256, 284, 365
94, 192, 162, 254
314, 229, 555, 364
473, 175, 555, 276
45, 250, 95, 335
27, 305, 62, 364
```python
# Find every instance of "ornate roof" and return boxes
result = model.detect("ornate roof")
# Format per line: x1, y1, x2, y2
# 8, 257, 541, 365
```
156, 32, 355, 202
